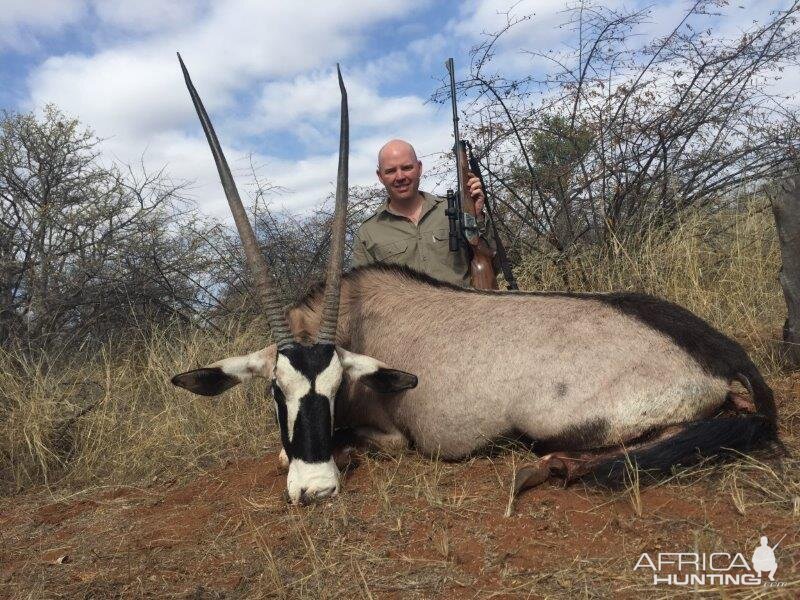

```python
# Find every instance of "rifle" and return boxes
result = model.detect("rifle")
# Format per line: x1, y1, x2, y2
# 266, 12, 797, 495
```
444, 58, 500, 290
464, 141, 519, 290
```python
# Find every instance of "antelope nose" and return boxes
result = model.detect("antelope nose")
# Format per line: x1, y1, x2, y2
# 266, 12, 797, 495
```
298, 486, 337, 505
314, 485, 337, 499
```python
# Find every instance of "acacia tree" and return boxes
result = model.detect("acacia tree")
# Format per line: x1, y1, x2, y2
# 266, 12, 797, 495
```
440, 0, 800, 257
0, 106, 222, 351
210, 181, 385, 316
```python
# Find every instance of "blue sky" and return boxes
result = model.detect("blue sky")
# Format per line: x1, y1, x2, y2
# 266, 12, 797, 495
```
1, 0, 795, 219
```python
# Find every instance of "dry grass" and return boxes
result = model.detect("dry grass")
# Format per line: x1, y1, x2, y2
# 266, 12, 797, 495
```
517, 199, 785, 374
4, 447, 796, 598
1, 199, 798, 598
1, 199, 790, 497
0, 320, 277, 494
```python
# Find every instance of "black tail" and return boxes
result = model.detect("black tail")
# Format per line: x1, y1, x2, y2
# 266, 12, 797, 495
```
590, 414, 778, 487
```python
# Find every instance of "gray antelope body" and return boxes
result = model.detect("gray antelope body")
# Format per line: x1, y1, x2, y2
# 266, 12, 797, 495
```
171, 56, 777, 504
288, 266, 776, 464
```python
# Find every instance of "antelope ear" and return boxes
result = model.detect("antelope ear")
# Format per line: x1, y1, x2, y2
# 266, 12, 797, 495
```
360, 368, 418, 394
171, 367, 240, 396
172, 344, 277, 397
336, 347, 418, 393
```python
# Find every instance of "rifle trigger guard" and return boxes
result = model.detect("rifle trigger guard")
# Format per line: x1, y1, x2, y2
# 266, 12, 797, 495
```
462, 212, 479, 245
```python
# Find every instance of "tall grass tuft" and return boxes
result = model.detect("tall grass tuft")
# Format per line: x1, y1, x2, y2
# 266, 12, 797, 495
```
0, 320, 277, 494
516, 200, 784, 373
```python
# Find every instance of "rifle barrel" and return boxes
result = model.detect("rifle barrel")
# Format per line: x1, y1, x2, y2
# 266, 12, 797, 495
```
446, 58, 465, 227
772, 534, 787, 550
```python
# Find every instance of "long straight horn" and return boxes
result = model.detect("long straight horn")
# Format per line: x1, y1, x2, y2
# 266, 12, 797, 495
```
177, 53, 293, 349
316, 65, 349, 345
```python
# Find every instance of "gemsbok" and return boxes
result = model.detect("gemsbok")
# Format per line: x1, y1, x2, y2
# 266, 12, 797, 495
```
172, 55, 778, 505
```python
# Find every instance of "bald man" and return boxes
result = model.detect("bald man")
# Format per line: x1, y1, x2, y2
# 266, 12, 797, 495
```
351, 139, 495, 286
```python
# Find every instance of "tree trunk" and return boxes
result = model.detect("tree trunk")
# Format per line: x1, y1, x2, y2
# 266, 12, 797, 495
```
773, 175, 800, 369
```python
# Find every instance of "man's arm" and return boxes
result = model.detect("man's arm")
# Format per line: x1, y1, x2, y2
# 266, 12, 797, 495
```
467, 173, 496, 260
351, 229, 375, 269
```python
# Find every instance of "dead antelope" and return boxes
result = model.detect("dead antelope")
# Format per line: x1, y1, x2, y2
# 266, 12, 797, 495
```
174, 55, 417, 504
172, 56, 778, 505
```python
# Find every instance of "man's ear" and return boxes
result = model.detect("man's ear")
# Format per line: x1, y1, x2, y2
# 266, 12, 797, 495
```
336, 347, 417, 394
172, 344, 277, 397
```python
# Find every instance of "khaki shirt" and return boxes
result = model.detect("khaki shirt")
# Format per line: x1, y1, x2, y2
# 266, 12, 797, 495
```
351, 191, 492, 287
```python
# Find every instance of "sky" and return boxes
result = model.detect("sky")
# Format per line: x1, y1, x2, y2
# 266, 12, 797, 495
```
1, 0, 796, 221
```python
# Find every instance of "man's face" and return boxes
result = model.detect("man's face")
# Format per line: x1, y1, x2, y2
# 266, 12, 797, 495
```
376, 144, 422, 204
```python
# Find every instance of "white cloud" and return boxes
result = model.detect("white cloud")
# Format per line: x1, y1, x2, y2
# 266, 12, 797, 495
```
21, 0, 436, 217
14, 0, 566, 221
29, 49, 193, 139
15, 0, 793, 228
215, 90, 453, 217
252, 70, 429, 135
0, 0, 86, 52
234, 61, 456, 214
403, 0, 596, 85
451, 0, 568, 43
91, 0, 207, 34
26, 1, 419, 135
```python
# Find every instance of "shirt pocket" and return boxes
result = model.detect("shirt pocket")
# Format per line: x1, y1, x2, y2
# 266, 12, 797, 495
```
431, 228, 450, 244
427, 227, 468, 283
373, 239, 410, 264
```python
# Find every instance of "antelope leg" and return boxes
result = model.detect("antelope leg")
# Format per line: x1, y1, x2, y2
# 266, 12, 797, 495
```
515, 426, 689, 495
334, 426, 409, 454
514, 450, 609, 495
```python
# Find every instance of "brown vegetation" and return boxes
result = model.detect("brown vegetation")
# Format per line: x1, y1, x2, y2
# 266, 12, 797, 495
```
2, 2, 799, 595
1, 202, 798, 598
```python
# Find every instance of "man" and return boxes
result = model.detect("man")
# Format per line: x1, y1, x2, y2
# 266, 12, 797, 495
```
351, 139, 495, 286
751, 536, 779, 581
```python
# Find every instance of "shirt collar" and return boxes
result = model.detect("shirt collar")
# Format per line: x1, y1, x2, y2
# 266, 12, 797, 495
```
379, 191, 441, 220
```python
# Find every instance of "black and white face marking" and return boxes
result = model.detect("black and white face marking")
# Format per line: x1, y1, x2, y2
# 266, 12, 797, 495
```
171, 342, 418, 505
273, 343, 343, 504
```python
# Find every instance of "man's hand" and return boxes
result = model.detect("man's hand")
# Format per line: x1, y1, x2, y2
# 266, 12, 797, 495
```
466, 172, 485, 214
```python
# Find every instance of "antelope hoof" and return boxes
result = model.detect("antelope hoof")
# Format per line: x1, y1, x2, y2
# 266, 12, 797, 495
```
514, 462, 553, 496
278, 448, 289, 471
727, 392, 757, 414
333, 445, 358, 471
513, 454, 576, 497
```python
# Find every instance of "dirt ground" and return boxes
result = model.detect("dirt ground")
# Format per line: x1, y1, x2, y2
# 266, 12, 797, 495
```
2, 378, 799, 599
